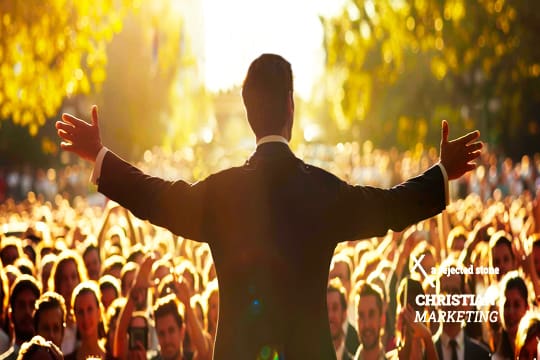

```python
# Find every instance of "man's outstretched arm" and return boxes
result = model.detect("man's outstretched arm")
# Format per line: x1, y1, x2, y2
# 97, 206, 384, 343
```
56, 106, 207, 240
328, 120, 483, 242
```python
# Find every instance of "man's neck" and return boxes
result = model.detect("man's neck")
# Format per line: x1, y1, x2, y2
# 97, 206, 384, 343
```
361, 344, 384, 360
332, 333, 344, 351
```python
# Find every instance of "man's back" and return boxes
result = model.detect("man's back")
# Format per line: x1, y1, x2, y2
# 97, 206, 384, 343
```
98, 141, 446, 359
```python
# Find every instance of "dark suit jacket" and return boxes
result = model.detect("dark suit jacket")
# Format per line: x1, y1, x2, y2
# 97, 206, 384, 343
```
98, 142, 446, 360
345, 322, 360, 356
435, 335, 491, 360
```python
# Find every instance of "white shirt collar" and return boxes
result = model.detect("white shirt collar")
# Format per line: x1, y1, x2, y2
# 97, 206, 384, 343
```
256, 135, 289, 146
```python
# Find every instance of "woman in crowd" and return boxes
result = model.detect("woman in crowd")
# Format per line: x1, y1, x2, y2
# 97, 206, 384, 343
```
49, 250, 87, 355
65, 281, 106, 360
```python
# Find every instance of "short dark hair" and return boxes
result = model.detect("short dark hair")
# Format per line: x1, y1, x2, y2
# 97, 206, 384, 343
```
354, 281, 384, 314
83, 243, 100, 260
154, 294, 185, 329
501, 272, 528, 304
327, 277, 347, 311
33, 291, 66, 331
489, 231, 515, 259
18, 335, 63, 360
242, 54, 293, 138
10, 274, 41, 310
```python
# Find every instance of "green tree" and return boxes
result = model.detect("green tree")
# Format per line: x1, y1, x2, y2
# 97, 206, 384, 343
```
0, 0, 133, 135
321, 0, 540, 155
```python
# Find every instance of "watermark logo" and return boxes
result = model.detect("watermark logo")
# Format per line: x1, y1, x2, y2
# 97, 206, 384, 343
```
410, 257, 500, 323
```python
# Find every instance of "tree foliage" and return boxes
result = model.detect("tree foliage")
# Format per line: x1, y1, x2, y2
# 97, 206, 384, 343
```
95, 0, 204, 160
0, 0, 135, 135
321, 0, 540, 155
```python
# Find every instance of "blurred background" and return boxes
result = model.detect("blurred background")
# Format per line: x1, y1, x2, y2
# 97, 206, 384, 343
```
1, 0, 539, 201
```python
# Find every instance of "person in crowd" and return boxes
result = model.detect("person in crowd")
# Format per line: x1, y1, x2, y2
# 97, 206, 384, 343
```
151, 294, 189, 360
38, 254, 57, 293
390, 277, 438, 360
65, 281, 106, 360
15, 335, 63, 360
82, 243, 102, 282
0, 275, 41, 360
0, 238, 22, 267
0, 267, 10, 354
493, 271, 529, 360
532, 235, 540, 278
98, 275, 120, 312
330, 253, 360, 353
327, 278, 355, 359
514, 312, 540, 360
113, 256, 155, 359
57, 53, 482, 359
101, 255, 126, 280
33, 291, 66, 348
104, 297, 126, 360
49, 250, 87, 355
120, 262, 139, 299
434, 259, 491, 360
353, 281, 387, 360
489, 231, 517, 282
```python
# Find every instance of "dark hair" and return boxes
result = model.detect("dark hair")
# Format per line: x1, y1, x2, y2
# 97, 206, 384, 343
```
397, 277, 424, 313
83, 243, 100, 260
327, 277, 347, 311
354, 281, 384, 314
33, 292, 66, 332
154, 294, 185, 329
489, 231, 515, 259
242, 54, 293, 138
99, 275, 120, 298
18, 335, 63, 360
502, 273, 528, 304
9, 274, 41, 310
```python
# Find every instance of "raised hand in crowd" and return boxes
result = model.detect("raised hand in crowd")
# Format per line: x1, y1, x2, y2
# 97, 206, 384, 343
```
397, 305, 438, 360
113, 255, 155, 359
171, 277, 212, 360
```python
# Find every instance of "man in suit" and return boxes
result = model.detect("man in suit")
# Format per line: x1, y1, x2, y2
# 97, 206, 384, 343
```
56, 53, 482, 359
434, 260, 491, 360
327, 278, 355, 359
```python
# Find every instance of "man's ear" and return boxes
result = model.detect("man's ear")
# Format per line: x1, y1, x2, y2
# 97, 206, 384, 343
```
288, 91, 294, 114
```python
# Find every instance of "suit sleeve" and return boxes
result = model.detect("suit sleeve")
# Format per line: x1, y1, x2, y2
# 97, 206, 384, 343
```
327, 164, 446, 242
97, 151, 207, 241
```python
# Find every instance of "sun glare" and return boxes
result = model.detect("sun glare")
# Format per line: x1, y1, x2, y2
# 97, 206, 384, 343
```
201, 0, 345, 99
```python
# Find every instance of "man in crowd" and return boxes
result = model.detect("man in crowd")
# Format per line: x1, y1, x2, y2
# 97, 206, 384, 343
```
152, 294, 188, 360
434, 259, 491, 360
82, 243, 102, 281
57, 53, 482, 359
328, 278, 355, 359
0, 275, 41, 360
354, 282, 387, 360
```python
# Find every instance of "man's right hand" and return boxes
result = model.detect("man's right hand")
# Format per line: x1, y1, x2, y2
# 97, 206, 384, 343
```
439, 119, 483, 180
56, 105, 102, 162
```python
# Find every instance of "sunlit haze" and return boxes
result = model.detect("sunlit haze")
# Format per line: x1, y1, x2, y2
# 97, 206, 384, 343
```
201, 0, 344, 98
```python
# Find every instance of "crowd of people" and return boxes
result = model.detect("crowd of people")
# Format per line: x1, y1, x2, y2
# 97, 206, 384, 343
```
0, 141, 539, 359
